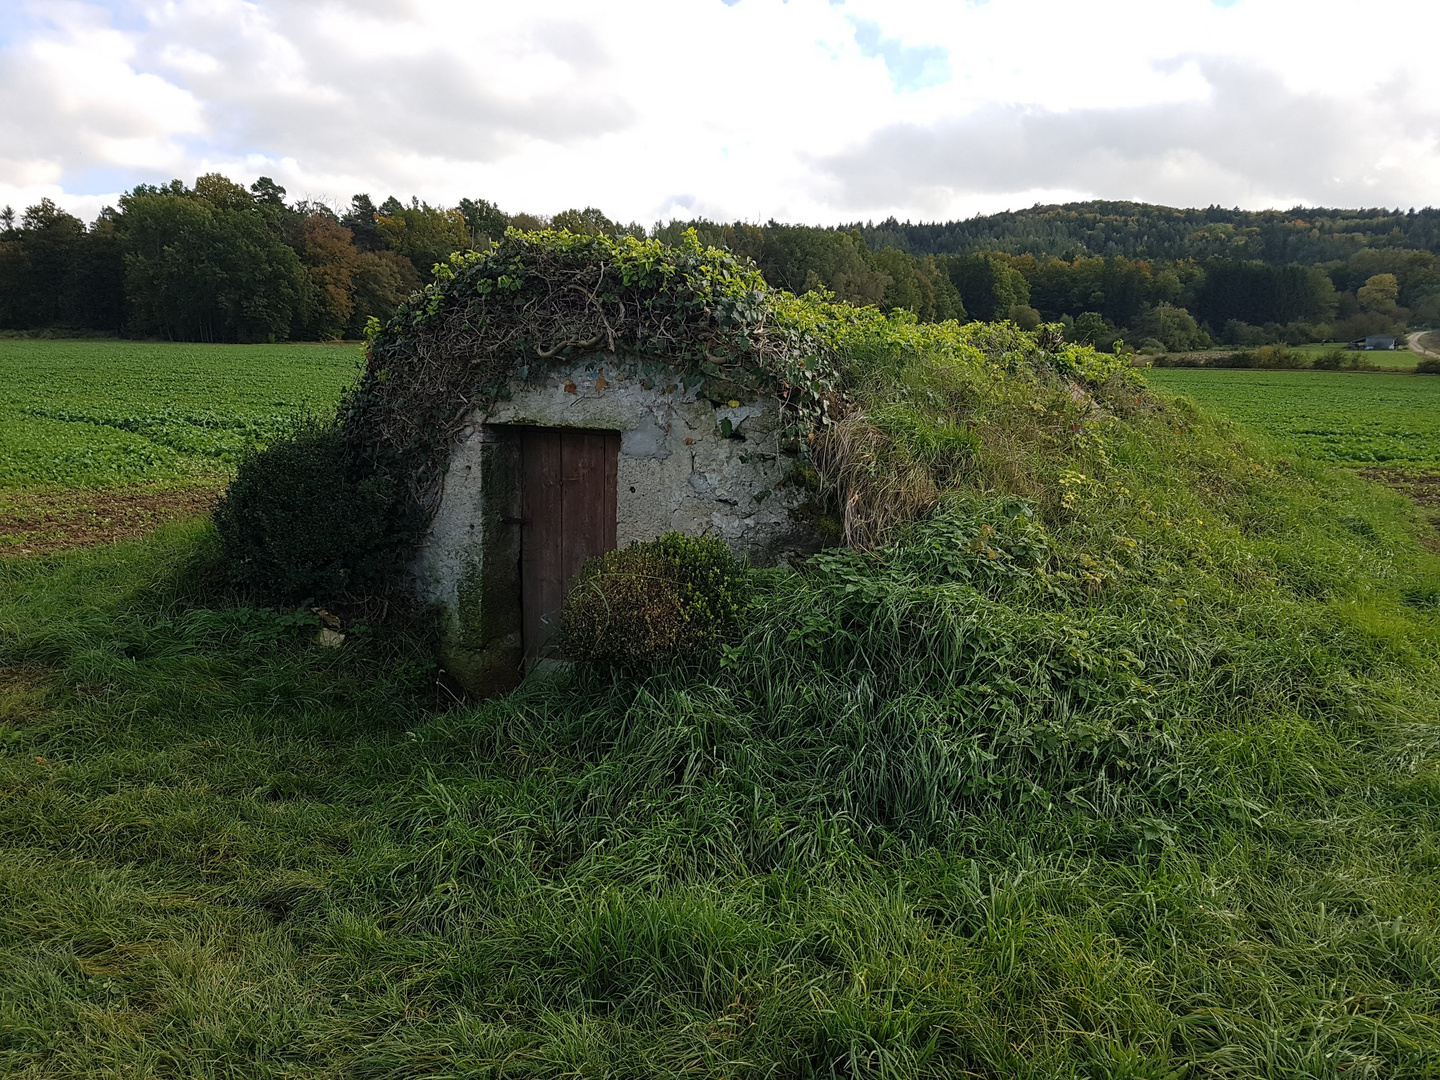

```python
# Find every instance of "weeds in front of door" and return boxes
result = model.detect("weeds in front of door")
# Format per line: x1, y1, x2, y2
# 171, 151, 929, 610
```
559, 533, 750, 668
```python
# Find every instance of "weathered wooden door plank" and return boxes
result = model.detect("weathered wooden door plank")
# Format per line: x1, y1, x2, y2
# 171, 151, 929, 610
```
520, 427, 618, 659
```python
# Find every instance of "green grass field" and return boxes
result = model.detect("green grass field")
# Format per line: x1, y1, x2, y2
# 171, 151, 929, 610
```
2, 336, 1439, 1075
1158, 345, 1421, 373
0, 340, 362, 491
1287, 342, 1419, 370
1145, 367, 1440, 468
2, 341, 1433, 486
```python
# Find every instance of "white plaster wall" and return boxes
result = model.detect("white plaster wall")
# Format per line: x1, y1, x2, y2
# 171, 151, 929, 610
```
411, 356, 817, 619
409, 425, 497, 638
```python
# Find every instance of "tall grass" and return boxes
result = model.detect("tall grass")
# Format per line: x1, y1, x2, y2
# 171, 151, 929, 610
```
3, 328, 1440, 1075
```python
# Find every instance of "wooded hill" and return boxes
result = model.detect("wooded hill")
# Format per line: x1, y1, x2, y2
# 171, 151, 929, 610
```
847, 200, 1440, 264
2, 179, 1437, 350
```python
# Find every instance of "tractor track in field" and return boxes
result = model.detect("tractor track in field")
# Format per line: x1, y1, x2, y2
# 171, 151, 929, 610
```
0, 484, 222, 558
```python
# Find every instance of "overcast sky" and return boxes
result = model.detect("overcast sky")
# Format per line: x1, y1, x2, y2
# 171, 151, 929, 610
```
3, 0, 1438, 226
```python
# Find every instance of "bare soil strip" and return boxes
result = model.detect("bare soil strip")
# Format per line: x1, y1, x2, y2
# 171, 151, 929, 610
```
1360, 467, 1440, 552
0, 484, 222, 557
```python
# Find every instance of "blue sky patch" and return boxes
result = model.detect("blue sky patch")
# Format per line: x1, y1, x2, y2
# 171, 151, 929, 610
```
850, 18, 951, 92
62, 164, 170, 198
0, 4, 34, 50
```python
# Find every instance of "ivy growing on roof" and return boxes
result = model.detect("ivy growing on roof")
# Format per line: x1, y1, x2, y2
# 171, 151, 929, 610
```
342, 228, 862, 520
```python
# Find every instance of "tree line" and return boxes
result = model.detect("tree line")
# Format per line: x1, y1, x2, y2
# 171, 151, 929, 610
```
848, 200, 1440, 266
2, 176, 1437, 348
662, 216, 1435, 350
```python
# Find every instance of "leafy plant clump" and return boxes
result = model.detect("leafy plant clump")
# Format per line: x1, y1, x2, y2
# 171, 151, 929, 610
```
807, 316, 1139, 547
212, 417, 414, 599
558, 533, 749, 667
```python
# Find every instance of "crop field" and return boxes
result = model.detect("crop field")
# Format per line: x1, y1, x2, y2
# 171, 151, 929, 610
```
1144, 367, 1440, 468
3, 341, 1435, 489
0, 339, 362, 491
0, 340, 362, 554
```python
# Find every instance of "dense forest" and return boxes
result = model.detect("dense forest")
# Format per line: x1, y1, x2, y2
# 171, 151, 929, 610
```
2, 177, 1437, 348
848, 201, 1440, 264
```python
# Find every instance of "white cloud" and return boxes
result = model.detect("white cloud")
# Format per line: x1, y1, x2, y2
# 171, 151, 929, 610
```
1, 0, 1438, 224
823, 59, 1440, 216
0, 2, 206, 212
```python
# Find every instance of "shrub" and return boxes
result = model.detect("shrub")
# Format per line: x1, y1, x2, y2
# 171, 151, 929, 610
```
1007, 304, 1042, 331
1417, 358, 1440, 374
1251, 344, 1307, 369
1205, 351, 1253, 369
558, 533, 749, 667
1129, 302, 1207, 351
213, 418, 411, 600
1313, 350, 1346, 370
1221, 319, 1269, 347
1207, 345, 1306, 369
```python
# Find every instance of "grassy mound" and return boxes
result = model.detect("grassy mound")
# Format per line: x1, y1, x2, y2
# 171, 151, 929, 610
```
3, 315, 1439, 1076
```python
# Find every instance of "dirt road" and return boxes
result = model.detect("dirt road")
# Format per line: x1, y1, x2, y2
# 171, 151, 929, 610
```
1409, 331, 1440, 359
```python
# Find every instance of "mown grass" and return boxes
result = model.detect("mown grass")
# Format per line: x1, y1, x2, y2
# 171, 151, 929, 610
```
0, 340, 362, 490
1157, 345, 1420, 373
1284, 343, 1419, 371
4, 334, 1440, 1075
1144, 367, 1440, 469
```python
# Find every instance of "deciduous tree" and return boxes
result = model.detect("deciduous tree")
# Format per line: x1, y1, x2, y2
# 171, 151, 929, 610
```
944, 253, 1030, 322
375, 199, 471, 276
1357, 273, 1400, 313
121, 177, 307, 342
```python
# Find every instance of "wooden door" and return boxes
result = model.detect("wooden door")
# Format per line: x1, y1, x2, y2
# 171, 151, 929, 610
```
519, 428, 620, 659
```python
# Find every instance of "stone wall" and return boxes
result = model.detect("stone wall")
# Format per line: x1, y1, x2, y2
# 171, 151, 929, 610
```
410, 355, 818, 694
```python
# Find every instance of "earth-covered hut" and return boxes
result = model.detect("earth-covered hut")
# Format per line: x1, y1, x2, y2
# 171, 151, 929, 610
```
342, 230, 847, 695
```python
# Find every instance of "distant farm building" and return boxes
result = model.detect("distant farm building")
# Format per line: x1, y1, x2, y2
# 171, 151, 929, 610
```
1349, 335, 1398, 351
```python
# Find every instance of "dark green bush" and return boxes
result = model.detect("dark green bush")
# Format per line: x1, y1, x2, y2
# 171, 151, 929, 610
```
1417, 358, 1440, 375
213, 419, 411, 600
1203, 350, 1253, 369
558, 533, 749, 667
